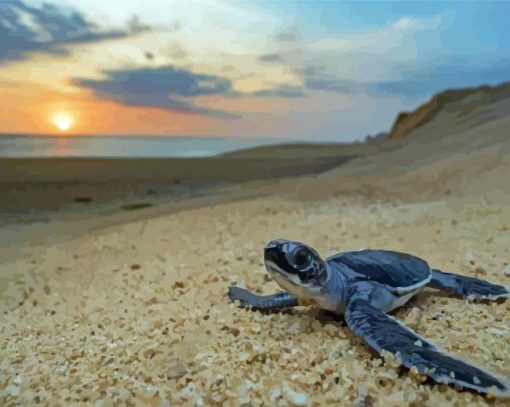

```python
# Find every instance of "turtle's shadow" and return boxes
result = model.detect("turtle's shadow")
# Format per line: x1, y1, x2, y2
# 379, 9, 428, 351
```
311, 308, 346, 327
419, 288, 508, 305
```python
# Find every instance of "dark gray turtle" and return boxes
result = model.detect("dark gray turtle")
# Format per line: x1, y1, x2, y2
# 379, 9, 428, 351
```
228, 239, 510, 397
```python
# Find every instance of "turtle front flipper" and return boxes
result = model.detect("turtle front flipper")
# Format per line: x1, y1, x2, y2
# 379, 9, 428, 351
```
345, 297, 510, 397
429, 269, 509, 300
228, 286, 298, 310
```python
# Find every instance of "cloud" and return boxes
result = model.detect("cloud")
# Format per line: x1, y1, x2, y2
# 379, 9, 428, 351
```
251, 14, 476, 99
258, 53, 284, 64
238, 15, 454, 100
309, 16, 441, 55
371, 59, 510, 98
126, 15, 152, 34
166, 43, 188, 60
299, 56, 510, 99
302, 66, 364, 94
303, 16, 446, 88
274, 26, 301, 44
252, 85, 305, 98
250, 17, 442, 98
72, 66, 240, 119
0, 0, 133, 64
370, 80, 445, 98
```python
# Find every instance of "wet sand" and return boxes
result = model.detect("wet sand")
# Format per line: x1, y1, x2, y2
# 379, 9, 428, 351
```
0, 151, 361, 214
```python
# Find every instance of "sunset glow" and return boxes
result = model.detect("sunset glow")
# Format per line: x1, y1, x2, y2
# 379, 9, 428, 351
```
1, 1, 510, 140
52, 113, 74, 132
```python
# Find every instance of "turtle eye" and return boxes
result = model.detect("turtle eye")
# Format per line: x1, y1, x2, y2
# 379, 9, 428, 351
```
294, 249, 310, 268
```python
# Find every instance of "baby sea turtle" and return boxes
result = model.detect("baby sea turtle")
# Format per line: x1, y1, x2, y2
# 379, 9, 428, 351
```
228, 239, 510, 397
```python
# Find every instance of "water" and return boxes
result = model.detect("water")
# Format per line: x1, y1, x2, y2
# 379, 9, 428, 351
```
0, 135, 291, 158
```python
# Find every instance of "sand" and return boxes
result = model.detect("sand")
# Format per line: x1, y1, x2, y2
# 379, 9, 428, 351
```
1, 99, 510, 405
1, 153, 510, 406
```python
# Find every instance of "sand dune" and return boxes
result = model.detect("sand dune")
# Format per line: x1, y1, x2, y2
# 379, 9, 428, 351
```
1, 83, 510, 406
387, 81, 510, 140
296, 81, 510, 202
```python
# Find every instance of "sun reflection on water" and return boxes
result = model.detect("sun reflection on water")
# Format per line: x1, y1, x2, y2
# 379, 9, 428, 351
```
55, 136, 73, 156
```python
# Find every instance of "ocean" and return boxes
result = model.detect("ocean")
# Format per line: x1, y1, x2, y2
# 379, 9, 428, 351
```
0, 135, 290, 158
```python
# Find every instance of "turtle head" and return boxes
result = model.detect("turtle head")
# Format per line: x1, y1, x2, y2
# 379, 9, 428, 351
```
264, 239, 328, 298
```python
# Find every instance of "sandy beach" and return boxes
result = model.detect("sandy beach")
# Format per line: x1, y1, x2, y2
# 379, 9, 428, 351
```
1, 84, 510, 406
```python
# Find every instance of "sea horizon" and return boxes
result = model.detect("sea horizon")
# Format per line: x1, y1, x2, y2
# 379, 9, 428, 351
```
0, 134, 301, 158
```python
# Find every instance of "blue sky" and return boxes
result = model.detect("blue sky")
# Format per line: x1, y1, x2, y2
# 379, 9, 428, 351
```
1, 0, 509, 139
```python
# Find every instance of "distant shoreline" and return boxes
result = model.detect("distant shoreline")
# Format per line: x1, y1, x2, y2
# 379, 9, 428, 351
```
0, 134, 366, 160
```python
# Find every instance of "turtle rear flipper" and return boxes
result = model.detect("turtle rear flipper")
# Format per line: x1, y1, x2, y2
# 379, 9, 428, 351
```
228, 286, 298, 310
429, 269, 510, 300
345, 297, 510, 397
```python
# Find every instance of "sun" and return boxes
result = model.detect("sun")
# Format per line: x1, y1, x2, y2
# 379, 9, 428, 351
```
52, 113, 74, 132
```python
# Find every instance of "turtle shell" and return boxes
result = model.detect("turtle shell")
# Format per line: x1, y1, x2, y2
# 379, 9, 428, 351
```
327, 249, 431, 292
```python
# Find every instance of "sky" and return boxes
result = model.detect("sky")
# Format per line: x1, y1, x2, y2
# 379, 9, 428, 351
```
1, 0, 509, 141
